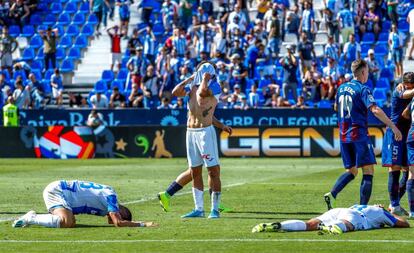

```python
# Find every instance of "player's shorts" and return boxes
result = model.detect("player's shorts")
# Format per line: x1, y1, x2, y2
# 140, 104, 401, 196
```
316, 208, 367, 231
0, 53, 13, 67
120, 13, 130, 22
340, 140, 376, 169
406, 142, 414, 166
111, 53, 122, 64
52, 87, 63, 98
382, 128, 407, 167
43, 181, 72, 212
392, 48, 403, 63
186, 125, 220, 168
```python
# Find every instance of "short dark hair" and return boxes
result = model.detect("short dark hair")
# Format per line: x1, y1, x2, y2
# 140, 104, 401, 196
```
351, 59, 368, 76
119, 205, 132, 221
403, 72, 414, 84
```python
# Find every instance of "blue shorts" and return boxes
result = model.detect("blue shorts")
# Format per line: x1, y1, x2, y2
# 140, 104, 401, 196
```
382, 128, 407, 167
341, 140, 376, 169
406, 142, 414, 166
392, 48, 403, 63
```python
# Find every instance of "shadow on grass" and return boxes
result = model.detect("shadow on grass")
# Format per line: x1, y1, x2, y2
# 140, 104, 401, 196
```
0, 212, 30, 215
228, 211, 322, 215
75, 224, 114, 228
222, 216, 302, 220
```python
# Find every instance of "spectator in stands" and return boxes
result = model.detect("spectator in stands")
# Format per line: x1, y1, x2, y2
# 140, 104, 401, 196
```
263, 83, 280, 107
320, 75, 335, 101
274, 95, 291, 108
179, 0, 194, 28
360, 3, 380, 38
227, 93, 240, 109
229, 54, 248, 90
103, 0, 115, 28
69, 92, 84, 108
387, 0, 399, 25
365, 49, 381, 87
407, 7, 414, 60
299, 1, 315, 41
195, 24, 213, 57
280, 45, 298, 101
217, 61, 230, 90
228, 4, 247, 29
127, 29, 142, 56
50, 68, 63, 106
324, 35, 340, 63
256, 0, 270, 20
232, 84, 245, 100
27, 73, 44, 109
90, 91, 109, 109
141, 26, 156, 64
323, 8, 339, 42
172, 97, 184, 109
161, 0, 178, 35
248, 84, 260, 108
25, 0, 38, 15
141, 64, 159, 106
343, 33, 361, 71
0, 73, 11, 100
0, 27, 18, 77
229, 39, 245, 60
246, 40, 260, 78
9, 0, 30, 28
39, 27, 58, 71
128, 46, 150, 90
107, 25, 125, 72
196, 6, 208, 24
302, 61, 321, 102
86, 110, 104, 127
298, 32, 316, 77
90, 0, 110, 36
117, 0, 132, 39
13, 61, 31, 78
157, 96, 173, 109
267, 8, 281, 59
172, 28, 187, 58
285, 4, 300, 38
128, 83, 145, 108
389, 24, 404, 79
13, 78, 29, 109
0, 0, 10, 26
234, 95, 250, 110
336, 3, 355, 44
291, 95, 308, 109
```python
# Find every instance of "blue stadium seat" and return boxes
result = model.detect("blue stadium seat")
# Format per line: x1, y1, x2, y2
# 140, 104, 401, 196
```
42, 80, 52, 96
56, 47, 65, 60
36, 47, 45, 60
377, 78, 391, 89
31, 59, 44, 71
37, 25, 48, 32
79, 1, 90, 13
43, 14, 56, 26
21, 25, 35, 37
67, 47, 81, 60
66, 24, 80, 37
93, 80, 107, 93
380, 68, 394, 80
52, 25, 65, 36
21, 48, 35, 61
87, 14, 98, 25
117, 69, 128, 81
153, 22, 165, 36
37, 2, 49, 13
74, 35, 88, 48
398, 19, 409, 33
13, 70, 27, 81
360, 44, 371, 58
64, 2, 77, 14
29, 34, 43, 49
72, 12, 86, 25
60, 59, 75, 73
101, 70, 115, 83
111, 80, 125, 91
29, 14, 42, 25
50, 2, 63, 14
8, 25, 20, 37
361, 33, 375, 45
377, 33, 388, 44
57, 13, 71, 26
373, 88, 387, 102
59, 35, 73, 49
60, 0, 69, 4
318, 100, 332, 108
31, 69, 42, 81
80, 24, 94, 37
382, 20, 391, 32
44, 69, 54, 80
374, 44, 388, 57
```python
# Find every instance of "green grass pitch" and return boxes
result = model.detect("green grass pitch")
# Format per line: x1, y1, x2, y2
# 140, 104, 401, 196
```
0, 158, 413, 252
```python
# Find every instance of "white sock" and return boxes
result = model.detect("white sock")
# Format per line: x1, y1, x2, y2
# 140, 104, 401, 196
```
280, 220, 307, 231
192, 187, 204, 211
30, 214, 62, 228
333, 222, 348, 232
211, 191, 221, 211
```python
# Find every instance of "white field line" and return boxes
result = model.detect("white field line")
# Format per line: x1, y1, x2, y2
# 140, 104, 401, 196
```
1, 239, 414, 244
121, 182, 246, 205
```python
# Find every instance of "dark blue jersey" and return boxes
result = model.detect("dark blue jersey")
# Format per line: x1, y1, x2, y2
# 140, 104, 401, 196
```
336, 79, 376, 143
390, 87, 411, 134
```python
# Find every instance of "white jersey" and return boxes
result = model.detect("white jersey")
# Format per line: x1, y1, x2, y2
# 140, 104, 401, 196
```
349, 205, 397, 230
43, 180, 119, 216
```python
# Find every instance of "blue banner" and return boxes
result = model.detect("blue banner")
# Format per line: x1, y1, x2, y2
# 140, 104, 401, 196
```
11, 108, 389, 127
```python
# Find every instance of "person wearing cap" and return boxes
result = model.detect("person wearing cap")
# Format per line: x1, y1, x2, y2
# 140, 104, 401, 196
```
90, 91, 109, 109
280, 44, 298, 100
365, 49, 380, 87
389, 24, 404, 79
324, 35, 340, 63
172, 62, 223, 219
107, 25, 125, 72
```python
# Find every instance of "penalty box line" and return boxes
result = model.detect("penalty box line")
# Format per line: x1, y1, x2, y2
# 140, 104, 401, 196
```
1, 239, 414, 244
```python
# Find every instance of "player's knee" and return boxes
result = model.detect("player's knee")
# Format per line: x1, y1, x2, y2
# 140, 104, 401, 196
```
362, 166, 374, 175
347, 167, 358, 176
305, 219, 320, 231
389, 166, 401, 172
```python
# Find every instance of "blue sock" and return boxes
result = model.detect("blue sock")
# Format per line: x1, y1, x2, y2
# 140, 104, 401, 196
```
399, 171, 409, 200
331, 172, 355, 198
360, 175, 373, 205
407, 179, 414, 213
166, 181, 183, 197
388, 171, 401, 207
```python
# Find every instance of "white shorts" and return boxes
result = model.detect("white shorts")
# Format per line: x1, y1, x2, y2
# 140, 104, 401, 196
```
52, 87, 62, 98
0, 53, 13, 67
43, 181, 71, 212
111, 53, 122, 64
186, 125, 220, 168
316, 208, 367, 230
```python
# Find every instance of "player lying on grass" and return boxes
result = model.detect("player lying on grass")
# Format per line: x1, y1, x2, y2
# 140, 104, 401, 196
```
13, 180, 156, 228
158, 116, 232, 213
252, 204, 409, 234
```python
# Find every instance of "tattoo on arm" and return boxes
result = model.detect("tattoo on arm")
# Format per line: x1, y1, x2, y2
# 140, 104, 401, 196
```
202, 106, 213, 117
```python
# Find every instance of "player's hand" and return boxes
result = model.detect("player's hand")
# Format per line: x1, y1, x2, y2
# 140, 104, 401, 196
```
222, 125, 232, 136
139, 221, 158, 227
392, 126, 403, 141
203, 73, 211, 81
396, 83, 404, 93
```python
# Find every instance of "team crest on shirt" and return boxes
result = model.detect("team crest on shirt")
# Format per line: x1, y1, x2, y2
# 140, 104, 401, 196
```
202, 154, 214, 161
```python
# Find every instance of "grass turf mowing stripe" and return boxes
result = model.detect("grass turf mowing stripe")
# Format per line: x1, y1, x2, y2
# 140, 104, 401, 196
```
1, 239, 414, 243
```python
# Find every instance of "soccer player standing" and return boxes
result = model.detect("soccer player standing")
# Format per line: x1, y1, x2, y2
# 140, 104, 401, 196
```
324, 59, 402, 210
382, 72, 414, 215
172, 62, 222, 218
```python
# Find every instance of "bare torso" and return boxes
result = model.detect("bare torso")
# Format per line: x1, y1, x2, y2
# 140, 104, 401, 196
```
187, 86, 217, 128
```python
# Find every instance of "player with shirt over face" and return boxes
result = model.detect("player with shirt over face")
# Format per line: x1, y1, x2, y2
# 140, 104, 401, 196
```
172, 61, 222, 219
252, 204, 409, 234
382, 72, 414, 216
324, 59, 402, 210
13, 180, 156, 228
